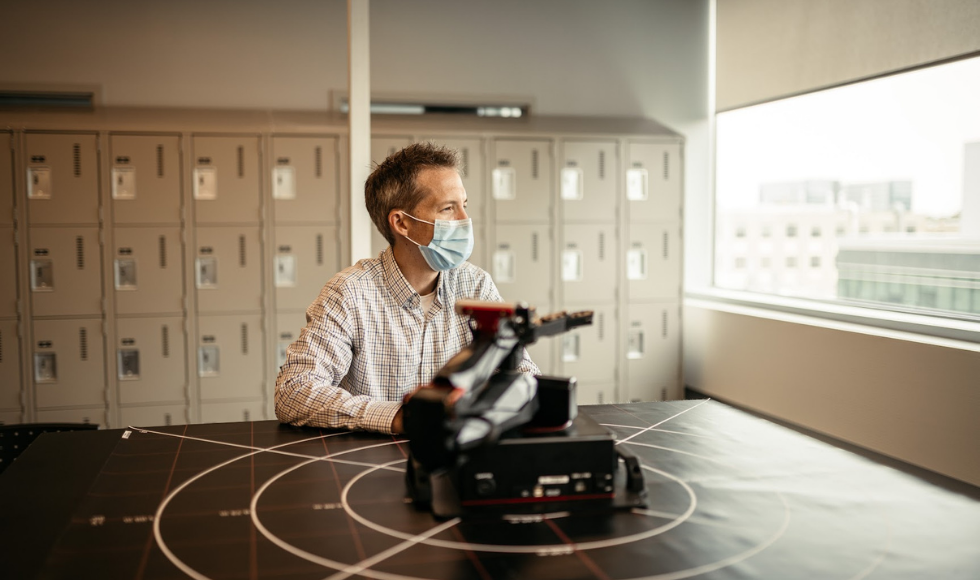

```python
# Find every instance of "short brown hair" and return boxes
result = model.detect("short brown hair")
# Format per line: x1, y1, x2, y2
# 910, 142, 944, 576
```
365, 142, 461, 246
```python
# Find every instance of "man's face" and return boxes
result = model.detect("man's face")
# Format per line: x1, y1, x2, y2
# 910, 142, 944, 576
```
405, 167, 469, 246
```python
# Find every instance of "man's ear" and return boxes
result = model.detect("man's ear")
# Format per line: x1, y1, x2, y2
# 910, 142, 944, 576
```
389, 209, 408, 239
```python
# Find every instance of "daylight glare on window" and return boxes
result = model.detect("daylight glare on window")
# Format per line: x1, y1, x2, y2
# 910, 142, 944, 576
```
714, 56, 980, 318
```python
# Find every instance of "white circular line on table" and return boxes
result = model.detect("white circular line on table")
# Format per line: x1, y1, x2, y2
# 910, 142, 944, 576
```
340, 460, 697, 554
150, 430, 355, 580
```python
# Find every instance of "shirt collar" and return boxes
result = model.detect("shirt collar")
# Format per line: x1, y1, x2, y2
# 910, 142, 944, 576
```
381, 246, 446, 309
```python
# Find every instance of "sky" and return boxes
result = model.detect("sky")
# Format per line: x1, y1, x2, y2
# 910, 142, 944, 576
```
716, 56, 980, 217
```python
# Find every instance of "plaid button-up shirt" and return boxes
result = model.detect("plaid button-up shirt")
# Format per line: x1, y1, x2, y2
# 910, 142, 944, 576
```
275, 246, 539, 434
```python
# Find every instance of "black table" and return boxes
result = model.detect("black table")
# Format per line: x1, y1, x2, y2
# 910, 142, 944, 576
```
2, 400, 979, 579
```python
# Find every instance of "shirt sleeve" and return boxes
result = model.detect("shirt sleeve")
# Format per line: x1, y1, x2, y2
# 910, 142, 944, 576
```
274, 280, 400, 434
477, 272, 542, 377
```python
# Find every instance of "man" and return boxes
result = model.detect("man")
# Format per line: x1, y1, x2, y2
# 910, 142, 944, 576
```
275, 142, 539, 434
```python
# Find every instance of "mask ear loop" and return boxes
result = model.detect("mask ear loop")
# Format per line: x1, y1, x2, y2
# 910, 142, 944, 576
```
398, 212, 427, 248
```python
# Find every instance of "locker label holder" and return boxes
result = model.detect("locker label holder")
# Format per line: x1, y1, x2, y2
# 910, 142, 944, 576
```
27, 166, 53, 199
193, 166, 218, 200
34, 352, 58, 383
626, 168, 649, 201
114, 258, 138, 291
272, 165, 297, 200
196, 256, 218, 289
112, 166, 137, 200
118, 349, 141, 380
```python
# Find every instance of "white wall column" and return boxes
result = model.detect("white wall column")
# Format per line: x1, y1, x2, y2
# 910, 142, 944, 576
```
348, 0, 373, 263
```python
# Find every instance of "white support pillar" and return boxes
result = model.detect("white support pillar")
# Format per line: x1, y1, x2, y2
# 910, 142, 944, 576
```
348, 0, 373, 263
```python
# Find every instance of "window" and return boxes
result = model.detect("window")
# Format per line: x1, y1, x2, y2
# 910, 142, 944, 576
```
715, 56, 980, 316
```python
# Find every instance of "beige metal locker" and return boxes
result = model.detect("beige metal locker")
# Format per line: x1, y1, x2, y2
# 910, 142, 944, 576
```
491, 139, 552, 223
420, 137, 485, 224
0, 228, 17, 317
560, 140, 618, 223
626, 223, 682, 301
33, 318, 106, 408
467, 220, 489, 275
115, 316, 186, 405
271, 136, 340, 224
25, 133, 100, 225
35, 407, 107, 427
109, 134, 182, 224
194, 226, 263, 313
625, 301, 681, 402
625, 142, 682, 223
28, 227, 102, 317
1, 132, 13, 225
275, 311, 307, 371
0, 410, 22, 425
558, 304, 617, 384
192, 135, 261, 224
526, 335, 554, 377
200, 399, 267, 424
369, 136, 412, 257
561, 223, 617, 304
491, 223, 552, 307
576, 383, 617, 406
273, 225, 340, 312
112, 227, 183, 315
119, 404, 188, 428
196, 314, 265, 401
0, 319, 22, 410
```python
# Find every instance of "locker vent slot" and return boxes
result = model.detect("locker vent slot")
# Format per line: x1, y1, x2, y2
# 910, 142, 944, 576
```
164, 413, 172, 426
73, 143, 81, 176
597, 392, 604, 404
531, 233, 539, 262
315, 146, 323, 178
662, 310, 668, 338
661, 387, 667, 401
663, 232, 669, 258
156, 145, 164, 177
316, 234, 324, 265
662, 152, 669, 180
75, 236, 85, 269
461, 148, 469, 178
241, 323, 249, 354
243, 410, 251, 421
598, 313, 604, 340
161, 325, 170, 357
598, 232, 605, 260
598, 150, 606, 179
237, 146, 245, 177
79, 327, 88, 361
158, 235, 167, 268
238, 235, 246, 267
531, 149, 539, 179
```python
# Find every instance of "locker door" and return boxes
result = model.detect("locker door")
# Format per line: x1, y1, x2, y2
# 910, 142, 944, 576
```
491, 224, 552, 307
273, 225, 340, 311
1, 132, 12, 225
0, 228, 16, 317
197, 314, 265, 400
0, 319, 22, 410
626, 224, 682, 301
29, 227, 102, 317
491, 140, 552, 223
115, 317, 187, 405
200, 399, 267, 423
625, 302, 681, 402
467, 220, 489, 275
371, 136, 412, 165
33, 318, 106, 408
194, 227, 263, 313
576, 383, 617, 406
560, 140, 617, 222
369, 137, 412, 257
109, 135, 182, 224
421, 137, 485, 224
526, 335, 553, 377
272, 136, 340, 224
0, 410, 23, 425
561, 224, 617, 305
192, 136, 261, 224
119, 404, 187, 428
625, 142, 682, 223
25, 133, 100, 225
36, 407, 107, 427
275, 311, 307, 371
558, 304, 616, 383
112, 227, 183, 315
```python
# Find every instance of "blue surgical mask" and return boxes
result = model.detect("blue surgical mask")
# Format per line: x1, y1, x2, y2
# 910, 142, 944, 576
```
402, 213, 474, 271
